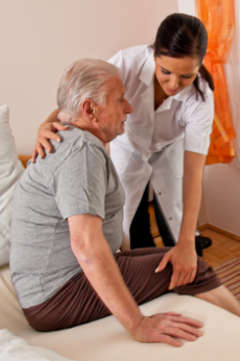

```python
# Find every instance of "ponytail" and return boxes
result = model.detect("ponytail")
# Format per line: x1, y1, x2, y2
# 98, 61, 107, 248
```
193, 64, 214, 101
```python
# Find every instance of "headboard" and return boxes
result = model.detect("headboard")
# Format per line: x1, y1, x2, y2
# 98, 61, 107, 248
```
18, 155, 31, 168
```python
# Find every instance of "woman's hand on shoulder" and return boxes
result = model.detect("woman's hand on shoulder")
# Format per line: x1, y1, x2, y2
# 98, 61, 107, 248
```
32, 109, 69, 162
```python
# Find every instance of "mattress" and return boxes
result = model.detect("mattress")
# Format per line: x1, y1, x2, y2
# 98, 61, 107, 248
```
0, 265, 240, 361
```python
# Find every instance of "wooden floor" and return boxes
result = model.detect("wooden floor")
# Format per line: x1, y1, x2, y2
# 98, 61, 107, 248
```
149, 204, 240, 268
199, 228, 240, 267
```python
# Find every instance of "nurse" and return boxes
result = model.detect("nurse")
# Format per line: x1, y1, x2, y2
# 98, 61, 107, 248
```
33, 13, 214, 289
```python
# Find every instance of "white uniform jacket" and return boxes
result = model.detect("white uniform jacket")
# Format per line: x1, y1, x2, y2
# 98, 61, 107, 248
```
109, 45, 214, 244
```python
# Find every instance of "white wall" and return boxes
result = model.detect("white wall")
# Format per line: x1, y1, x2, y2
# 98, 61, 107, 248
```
178, 0, 240, 236
177, 0, 195, 15
201, 0, 240, 236
203, 162, 240, 235
0, 0, 178, 154
2, 0, 239, 235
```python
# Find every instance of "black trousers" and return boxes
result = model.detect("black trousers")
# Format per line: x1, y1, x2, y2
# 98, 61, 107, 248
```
130, 183, 175, 249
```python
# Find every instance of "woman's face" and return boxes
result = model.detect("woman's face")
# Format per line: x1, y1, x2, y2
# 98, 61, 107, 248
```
154, 55, 200, 96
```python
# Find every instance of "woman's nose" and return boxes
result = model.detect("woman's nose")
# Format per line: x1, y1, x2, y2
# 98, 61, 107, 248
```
169, 75, 179, 89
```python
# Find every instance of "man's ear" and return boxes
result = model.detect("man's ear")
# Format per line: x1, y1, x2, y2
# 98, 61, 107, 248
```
81, 99, 96, 120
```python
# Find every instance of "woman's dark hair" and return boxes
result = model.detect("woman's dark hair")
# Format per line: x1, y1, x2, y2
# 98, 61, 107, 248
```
153, 13, 214, 100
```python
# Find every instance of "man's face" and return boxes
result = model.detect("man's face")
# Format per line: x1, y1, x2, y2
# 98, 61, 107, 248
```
95, 76, 132, 143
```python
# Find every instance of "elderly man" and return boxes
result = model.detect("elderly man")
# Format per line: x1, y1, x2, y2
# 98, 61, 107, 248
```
10, 59, 240, 346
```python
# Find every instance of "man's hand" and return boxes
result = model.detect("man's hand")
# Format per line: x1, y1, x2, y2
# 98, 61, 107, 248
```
155, 244, 198, 290
132, 312, 203, 346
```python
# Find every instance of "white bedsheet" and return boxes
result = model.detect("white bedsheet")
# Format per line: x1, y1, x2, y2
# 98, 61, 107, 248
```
0, 265, 240, 361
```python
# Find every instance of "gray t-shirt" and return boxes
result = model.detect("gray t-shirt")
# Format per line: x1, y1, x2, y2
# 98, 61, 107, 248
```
10, 127, 125, 308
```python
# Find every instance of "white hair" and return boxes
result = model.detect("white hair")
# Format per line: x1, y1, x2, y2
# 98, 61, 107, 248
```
56, 59, 120, 118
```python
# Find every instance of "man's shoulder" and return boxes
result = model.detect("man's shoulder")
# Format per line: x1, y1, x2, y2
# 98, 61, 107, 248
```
65, 129, 108, 166
59, 127, 105, 152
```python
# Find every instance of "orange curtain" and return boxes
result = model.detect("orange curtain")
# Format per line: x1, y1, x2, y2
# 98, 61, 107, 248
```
196, 0, 236, 164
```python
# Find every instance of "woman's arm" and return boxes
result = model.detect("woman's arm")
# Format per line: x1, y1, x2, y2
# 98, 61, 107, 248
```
156, 151, 206, 289
179, 150, 206, 246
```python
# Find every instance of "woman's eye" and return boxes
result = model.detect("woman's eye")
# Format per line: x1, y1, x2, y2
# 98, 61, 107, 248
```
161, 68, 171, 75
181, 74, 193, 79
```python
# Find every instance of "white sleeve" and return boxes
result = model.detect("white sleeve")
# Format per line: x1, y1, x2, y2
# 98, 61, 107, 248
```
108, 50, 127, 82
183, 86, 214, 155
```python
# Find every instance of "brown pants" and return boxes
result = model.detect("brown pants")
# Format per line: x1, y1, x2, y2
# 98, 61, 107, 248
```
23, 247, 221, 331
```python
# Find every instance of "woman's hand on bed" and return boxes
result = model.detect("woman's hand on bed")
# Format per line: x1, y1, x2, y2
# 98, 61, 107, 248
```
32, 110, 69, 162
132, 312, 203, 346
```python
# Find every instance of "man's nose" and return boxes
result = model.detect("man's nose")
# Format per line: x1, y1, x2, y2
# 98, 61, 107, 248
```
125, 99, 133, 114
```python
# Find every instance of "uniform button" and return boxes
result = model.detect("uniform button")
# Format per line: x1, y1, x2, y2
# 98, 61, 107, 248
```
169, 217, 173, 221
158, 192, 162, 196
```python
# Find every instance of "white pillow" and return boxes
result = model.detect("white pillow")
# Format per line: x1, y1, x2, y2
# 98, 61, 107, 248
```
0, 104, 23, 266
0, 329, 72, 361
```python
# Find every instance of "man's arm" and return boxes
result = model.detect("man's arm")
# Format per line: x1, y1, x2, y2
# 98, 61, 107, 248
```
69, 214, 143, 333
156, 151, 206, 289
68, 213, 203, 345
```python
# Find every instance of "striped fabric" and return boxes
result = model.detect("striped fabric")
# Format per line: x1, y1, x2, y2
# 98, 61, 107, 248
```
214, 258, 240, 301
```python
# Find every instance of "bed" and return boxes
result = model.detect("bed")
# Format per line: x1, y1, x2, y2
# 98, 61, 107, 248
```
0, 104, 240, 361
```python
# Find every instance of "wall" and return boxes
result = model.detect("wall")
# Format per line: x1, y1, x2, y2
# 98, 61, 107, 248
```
2, 0, 239, 235
200, 1, 240, 236
0, 0, 178, 154
178, 0, 240, 236
203, 162, 240, 235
